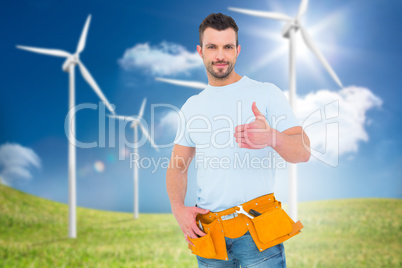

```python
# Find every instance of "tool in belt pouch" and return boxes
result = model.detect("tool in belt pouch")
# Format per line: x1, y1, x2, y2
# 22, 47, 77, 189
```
188, 194, 303, 260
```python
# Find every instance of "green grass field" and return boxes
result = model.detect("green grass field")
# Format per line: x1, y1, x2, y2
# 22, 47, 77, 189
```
1, 184, 401, 267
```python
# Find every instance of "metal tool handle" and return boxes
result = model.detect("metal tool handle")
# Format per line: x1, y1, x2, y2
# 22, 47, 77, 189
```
236, 205, 254, 219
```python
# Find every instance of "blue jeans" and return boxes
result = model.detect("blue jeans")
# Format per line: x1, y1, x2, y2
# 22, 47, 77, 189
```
196, 231, 286, 267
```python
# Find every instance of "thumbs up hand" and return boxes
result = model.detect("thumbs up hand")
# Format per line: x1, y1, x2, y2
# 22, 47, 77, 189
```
234, 102, 278, 149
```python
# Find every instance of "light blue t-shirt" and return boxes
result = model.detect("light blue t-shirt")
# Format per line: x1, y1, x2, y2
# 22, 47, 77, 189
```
174, 76, 300, 212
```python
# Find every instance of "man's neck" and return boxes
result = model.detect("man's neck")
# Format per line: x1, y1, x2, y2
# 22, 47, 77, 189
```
207, 71, 242, 87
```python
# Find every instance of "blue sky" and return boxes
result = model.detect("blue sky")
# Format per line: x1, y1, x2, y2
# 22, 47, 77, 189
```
1, 0, 401, 213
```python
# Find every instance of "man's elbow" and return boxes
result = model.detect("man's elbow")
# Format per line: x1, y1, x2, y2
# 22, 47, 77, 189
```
286, 151, 310, 164
300, 131, 311, 162
287, 139, 311, 163
301, 149, 311, 163
167, 163, 188, 176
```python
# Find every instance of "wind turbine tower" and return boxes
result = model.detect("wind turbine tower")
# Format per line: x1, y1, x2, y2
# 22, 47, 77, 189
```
17, 15, 115, 238
229, 0, 343, 221
108, 98, 159, 219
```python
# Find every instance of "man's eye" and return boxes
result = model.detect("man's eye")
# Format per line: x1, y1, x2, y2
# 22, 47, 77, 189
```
208, 46, 215, 49
226, 46, 234, 49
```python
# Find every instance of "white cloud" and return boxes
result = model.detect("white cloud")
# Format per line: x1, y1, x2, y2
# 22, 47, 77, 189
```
158, 110, 180, 135
291, 86, 382, 163
118, 41, 203, 76
0, 143, 40, 185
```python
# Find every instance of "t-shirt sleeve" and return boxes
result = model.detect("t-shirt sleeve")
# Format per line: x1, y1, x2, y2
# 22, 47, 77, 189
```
173, 100, 196, 147
265, 84, 300, 133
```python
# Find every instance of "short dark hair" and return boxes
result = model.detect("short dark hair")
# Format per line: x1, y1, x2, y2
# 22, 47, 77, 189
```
199, 13, 239, 47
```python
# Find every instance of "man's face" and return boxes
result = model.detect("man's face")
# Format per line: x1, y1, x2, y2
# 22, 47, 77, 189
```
197, 27, 240, 79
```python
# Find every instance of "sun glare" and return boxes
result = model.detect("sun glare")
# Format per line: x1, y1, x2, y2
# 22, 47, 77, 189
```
243, 3, 346, 87
94, 161, 105, 173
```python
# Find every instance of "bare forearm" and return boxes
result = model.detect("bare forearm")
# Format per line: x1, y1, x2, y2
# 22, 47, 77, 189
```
166, 145, 196, 213
166, 160, 209, 243
166, 166, 188, 212
273, 130, 311, 163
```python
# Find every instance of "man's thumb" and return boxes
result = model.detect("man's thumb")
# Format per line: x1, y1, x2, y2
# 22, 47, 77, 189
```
195, 207, 210, 214
252, 102, 264, 118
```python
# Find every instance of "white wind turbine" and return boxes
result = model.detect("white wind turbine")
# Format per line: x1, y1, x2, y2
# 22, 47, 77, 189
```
108, 98, 159, 219
229, 0, 343, 221
155, 77, 208, 90
17, 15, 116, 238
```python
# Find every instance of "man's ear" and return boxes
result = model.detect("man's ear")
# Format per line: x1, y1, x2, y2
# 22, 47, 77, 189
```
236, 45, 241, 57
197, 45, 203, 58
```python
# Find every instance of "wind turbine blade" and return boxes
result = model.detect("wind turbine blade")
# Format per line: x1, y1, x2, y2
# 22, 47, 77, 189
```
297, 0, 309, 19
155, 77, 207, 90
139, 123, 159, 151
16, 45, 71, 58
76, 15, 91, 54
299, 25, 343, 88
138, 98, 146, 118
228, 7, 293, 21
77, 61, 116, 114
108, 115, 137, 121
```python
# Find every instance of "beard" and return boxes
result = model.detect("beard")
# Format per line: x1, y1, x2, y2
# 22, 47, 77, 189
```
206, 60, 235, 79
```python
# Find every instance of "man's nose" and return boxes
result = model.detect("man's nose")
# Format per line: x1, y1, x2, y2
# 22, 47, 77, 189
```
216, 48, 224, 61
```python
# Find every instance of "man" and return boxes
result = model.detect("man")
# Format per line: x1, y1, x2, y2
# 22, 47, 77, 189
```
166, 13, 310, 267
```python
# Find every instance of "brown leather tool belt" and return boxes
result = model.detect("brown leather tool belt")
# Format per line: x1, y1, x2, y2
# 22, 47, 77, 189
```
188, 193, 303, 260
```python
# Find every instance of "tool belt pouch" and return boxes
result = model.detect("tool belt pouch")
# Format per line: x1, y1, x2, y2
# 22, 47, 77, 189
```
247, 202, 303, 251
188, 215, 227, 260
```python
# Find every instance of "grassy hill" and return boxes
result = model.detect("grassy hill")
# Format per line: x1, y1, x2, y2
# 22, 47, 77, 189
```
1, 185, 401, 267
